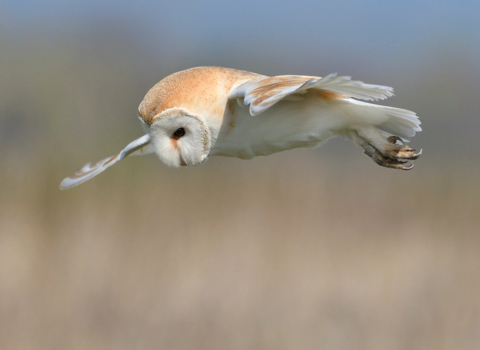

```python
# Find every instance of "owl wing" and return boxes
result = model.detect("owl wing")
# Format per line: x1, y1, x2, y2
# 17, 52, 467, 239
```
60, 134, 153, 190
229, 73, 395, 116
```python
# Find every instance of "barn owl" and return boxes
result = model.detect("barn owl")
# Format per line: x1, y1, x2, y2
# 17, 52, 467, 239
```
60, 67, 421, 189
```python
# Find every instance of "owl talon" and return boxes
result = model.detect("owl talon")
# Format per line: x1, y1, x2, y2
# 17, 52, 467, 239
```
364, 143, 419, 170
384, 143, 422, 160
412, 148, 422, 159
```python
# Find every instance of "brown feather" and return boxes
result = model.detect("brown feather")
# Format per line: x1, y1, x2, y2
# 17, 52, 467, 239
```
138, 67, 261, 126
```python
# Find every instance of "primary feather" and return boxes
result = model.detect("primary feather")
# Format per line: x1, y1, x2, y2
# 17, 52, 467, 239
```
60, 135, 153, 189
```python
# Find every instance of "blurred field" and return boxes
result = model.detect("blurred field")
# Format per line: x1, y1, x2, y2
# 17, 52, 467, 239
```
1, 149, 480, 350
1, 12, 480, 350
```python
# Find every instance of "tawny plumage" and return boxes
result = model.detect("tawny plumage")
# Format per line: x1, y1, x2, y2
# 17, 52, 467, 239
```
60, 67, 422, 189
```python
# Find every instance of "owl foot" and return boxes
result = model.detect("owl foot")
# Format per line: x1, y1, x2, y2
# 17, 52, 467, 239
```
364, 139, 422, 171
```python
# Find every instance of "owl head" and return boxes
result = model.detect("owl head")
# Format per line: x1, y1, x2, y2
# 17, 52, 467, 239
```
146, 108, 212, 168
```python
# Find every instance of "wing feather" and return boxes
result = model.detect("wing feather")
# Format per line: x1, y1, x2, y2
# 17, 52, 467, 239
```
60, 134, 153, 190
229, 73, 395, 116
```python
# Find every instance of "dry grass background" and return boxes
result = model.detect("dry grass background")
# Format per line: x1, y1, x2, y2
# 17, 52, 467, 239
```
1, 19, 480, 350
1, 149, 479, 350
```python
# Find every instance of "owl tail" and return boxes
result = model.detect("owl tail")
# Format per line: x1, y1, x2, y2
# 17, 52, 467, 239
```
342, 99, 422, 142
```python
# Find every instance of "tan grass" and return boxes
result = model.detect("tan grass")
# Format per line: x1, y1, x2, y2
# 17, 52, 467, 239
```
1, 151, 479, 350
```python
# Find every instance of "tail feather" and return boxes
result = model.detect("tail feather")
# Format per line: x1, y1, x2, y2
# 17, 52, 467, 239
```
341, 99, 421, 141
376, 106, 421, 141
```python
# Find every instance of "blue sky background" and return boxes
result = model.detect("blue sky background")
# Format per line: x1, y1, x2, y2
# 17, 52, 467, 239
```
3, 0, 479, 71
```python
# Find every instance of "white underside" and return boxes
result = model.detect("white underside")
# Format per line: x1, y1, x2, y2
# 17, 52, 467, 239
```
209, 95, 420, 160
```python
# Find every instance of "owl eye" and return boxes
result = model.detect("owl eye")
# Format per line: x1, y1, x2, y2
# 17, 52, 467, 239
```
173, 128, 185, 139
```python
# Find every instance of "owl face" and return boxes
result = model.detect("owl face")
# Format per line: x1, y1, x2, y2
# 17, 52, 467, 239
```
148, 108, 212, 167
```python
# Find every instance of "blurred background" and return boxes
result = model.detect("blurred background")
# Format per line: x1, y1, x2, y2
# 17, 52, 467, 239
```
1, 1, 480, 349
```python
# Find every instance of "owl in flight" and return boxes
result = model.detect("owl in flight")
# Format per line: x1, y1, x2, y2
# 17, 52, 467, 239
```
60, 67, 421, 189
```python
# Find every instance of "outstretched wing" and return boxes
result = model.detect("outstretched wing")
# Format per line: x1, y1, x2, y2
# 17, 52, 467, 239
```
229, 73, 395, 116
60, 134, 153, 190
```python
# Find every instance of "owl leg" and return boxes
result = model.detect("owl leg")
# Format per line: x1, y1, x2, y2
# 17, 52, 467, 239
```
347, 129, 422, 170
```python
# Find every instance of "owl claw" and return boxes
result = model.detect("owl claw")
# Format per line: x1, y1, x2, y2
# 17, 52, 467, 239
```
401, 163, 415, 170
411, 148, 422, 160
364, 143, 420, 170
